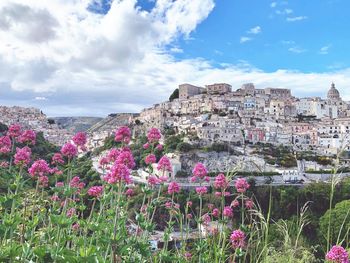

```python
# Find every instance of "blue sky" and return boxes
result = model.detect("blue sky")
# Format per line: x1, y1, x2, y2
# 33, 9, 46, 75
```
0, 0, 350, 116
170, 0, 349, 73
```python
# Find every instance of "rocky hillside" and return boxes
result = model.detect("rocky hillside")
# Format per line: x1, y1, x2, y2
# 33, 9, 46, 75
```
52, 117, 103, 132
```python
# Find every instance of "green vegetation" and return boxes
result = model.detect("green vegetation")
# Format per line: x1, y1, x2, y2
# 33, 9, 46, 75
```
169, 88, 179, 101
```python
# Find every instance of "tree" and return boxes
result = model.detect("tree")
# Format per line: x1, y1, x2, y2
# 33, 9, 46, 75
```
47, 119, 55, 125
319, 200, 350, 245
176, 142, 192, 152
169, 88, 179, 101
0, 122, 8, 133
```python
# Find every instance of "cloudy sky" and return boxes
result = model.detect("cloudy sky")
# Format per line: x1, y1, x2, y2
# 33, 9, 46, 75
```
0, 0, 350, 117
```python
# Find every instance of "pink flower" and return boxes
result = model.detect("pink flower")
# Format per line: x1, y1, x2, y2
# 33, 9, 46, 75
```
103, 163, 132, 184
28, 159, 50, 177
52, 153, 65, 165
116, 149, 135, 169
168, 181, 181, 195
326, 245, 349, 263
212, 208, 220, 218
38, 176, 49, 187
7, 124, 22, 138
214, 173, 228, 189
202, 213, 211, 225
165, 201, 172, 209
195, 186, 208, 195
245, 199, 254, 209
148, 175, 160, 186
223, 206, 233, 218
147, 128, 162, 143
0, 161, 9, 168
115, 126, 131, 144
156, 144, 163, 151
145, 154, 156, 165
157, 156, 172, 172
50, 167, 63, 175
186, 213, 193, 219
14, 147, 31, 166
192, 163, 208, 179
72, 223, 80, 231
190, 176, 197, 183
61, 143, 78, 159
18, 130, 36, 145
187, 201, 193, 207
72, 132, 87, 147
174, 203, 180, 209
231, 200, 240, 208
66, 207, 76, 218
0, 136, 11, 153
159, 176, 168, 183
107, 148, 120, 163
51, 195, 60, 201
88, 186, 103, 198
184, 252, 192, 260
125, 188, 134, 197
70, 176, 85, 189
235, 178, 250, 193
56, 182, 64, 187
230, 230, 246, 249
143, 143, 150, 149
204, 176, 210, 182
208, 203, 214, 210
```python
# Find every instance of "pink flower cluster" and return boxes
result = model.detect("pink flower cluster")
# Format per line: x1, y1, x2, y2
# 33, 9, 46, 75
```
157, 156, 172, 172
107, 148, 120, 163
0, 136, 11, 153
195, 186, 207, 195
326, 245, 349, 263
88, 186, 103, 198
61, 143, 78, 159
52, 153, 65, 165
70, 176, 86, 190
214, 173, 228, 189
147, 128, 161, 143
168, 181, 181, 194
145, 154, 156, 165
230, 229, 246, 249
28, 159, 50, 177
38, 176, 49, 187
148, 175, 160, 186
18, 130, 36, 145
72, 132, 87, 150
116, 149, 135, 169
235, 178, 250, 193
115, 126, 131, 144
192, 163, 208, 179
223, 206, 233, 218
7, 124, 22, 138
103, 163, 132, 184
14, 147, 31, 166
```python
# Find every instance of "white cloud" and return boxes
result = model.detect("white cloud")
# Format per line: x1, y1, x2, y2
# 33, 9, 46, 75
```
288, 47, 306, 53
286, 16, 308, 22
276, 8, 293, 15
320, 45, 331, 55
240, 36, 252, 44
270, 2, 277, 8
247, 26, 261, 34
170, 46, 183, 53
34, 96, 48, 101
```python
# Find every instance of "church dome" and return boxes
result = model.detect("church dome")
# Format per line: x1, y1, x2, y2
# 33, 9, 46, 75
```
327, 83, 341, 100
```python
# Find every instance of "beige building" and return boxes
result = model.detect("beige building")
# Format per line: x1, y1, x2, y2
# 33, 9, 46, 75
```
264, 88, 292, 99
206, 83, 232, 95
179, 84, 204, 100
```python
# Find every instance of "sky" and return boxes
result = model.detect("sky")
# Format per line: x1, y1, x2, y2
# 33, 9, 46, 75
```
0, 0, 350, 117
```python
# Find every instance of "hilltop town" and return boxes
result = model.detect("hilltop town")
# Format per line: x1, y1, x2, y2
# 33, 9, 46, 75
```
137, 82, 350, 156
